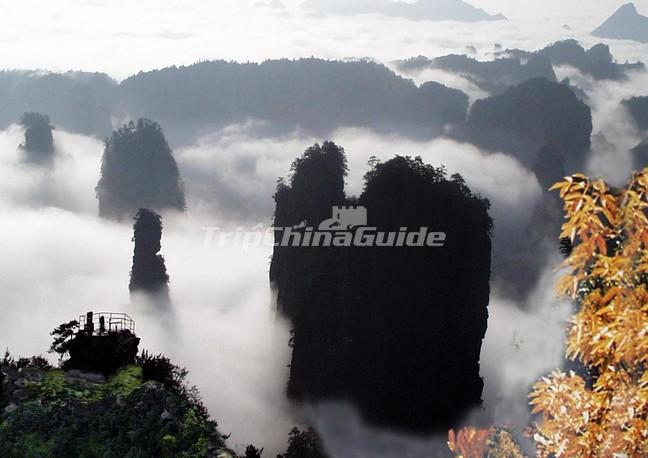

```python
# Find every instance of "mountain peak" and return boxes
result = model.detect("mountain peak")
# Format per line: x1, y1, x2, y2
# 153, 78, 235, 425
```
618, 2, 639, 14
592, 2, 648, 43
303, 0, 505, 22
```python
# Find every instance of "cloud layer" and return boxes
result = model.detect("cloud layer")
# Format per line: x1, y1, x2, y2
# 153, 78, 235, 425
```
0, 126, 297, 455
1, 0, 646, 79
0, 120, 548, 453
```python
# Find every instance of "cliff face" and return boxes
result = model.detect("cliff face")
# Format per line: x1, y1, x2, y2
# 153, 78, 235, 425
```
271, 145, 492, 431
0, 361, 235, 457
129, 209, 171, 306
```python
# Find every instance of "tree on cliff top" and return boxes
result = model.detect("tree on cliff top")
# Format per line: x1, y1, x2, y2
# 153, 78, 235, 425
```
96, 119, 185, 219
271, 146, 493, 431
287, 141, 348, 225
19, 112, 54, 162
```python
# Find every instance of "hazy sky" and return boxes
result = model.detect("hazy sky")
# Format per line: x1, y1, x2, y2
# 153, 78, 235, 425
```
1, 0, 646, 78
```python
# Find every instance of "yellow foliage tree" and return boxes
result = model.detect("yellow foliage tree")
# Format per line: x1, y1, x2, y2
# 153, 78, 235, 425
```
448, 427, 524, 458
529, 170, 648, 457
448, 427, 490, 457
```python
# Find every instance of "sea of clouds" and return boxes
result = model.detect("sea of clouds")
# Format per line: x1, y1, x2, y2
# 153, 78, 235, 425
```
0, 121, 565, 455
2, 0, 648, 455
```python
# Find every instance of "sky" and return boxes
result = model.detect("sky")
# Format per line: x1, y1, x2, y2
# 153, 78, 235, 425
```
0, 0, 647, 79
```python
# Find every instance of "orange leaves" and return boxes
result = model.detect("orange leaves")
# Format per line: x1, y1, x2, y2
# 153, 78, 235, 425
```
556, 274, 579, 298
529, 371, 603, 457
528, 369, 648, 457
551, 174, 620, 300
447, 427, 490, 458
448, 427, 525, 458
530, 168, 648, 457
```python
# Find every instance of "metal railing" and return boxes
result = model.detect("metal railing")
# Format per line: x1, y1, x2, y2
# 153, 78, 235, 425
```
78, 312, 135, 335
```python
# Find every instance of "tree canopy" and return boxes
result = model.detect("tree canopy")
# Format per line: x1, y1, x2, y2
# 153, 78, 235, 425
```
96, 119, 185, 219
529, 170, 648, 457
19, 112, 54, 162
271, 143, 492, 431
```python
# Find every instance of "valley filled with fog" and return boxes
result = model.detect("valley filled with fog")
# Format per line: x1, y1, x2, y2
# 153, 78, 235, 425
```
1, 1, 648, 456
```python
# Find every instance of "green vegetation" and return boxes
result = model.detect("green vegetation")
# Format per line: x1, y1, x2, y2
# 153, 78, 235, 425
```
105, 365, 142, 397
0, 358, 234, 457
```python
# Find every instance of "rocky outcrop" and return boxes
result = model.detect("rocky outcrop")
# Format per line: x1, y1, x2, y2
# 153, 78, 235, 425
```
271, 144, 492, 431
96, 119, 185, 220
129, 208, 171, 304
19, 112, 54, 163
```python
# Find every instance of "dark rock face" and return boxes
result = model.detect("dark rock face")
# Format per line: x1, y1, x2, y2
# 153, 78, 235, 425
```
129, 208, 170, 303
592, 3, 648, 43
465, 77, 592, 170
271, 143, 492, 431
19, 112, 54, 163
623, 96, 648, 131
96, 119, 185, 219
66, 330, 140, 376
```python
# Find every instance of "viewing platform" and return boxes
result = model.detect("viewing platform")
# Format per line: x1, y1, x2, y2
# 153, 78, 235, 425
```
79, 311, 135, 335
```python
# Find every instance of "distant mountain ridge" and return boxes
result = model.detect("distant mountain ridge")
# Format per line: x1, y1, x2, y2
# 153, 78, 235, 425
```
0, 59, 470, 144
396, 39, 642, 98
303, 0, 505, 22
396, 53, 557, 95
592, 3, 648, 43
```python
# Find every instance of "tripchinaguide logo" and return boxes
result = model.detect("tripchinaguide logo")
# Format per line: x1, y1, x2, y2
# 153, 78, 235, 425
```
203, 206, 446, 249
